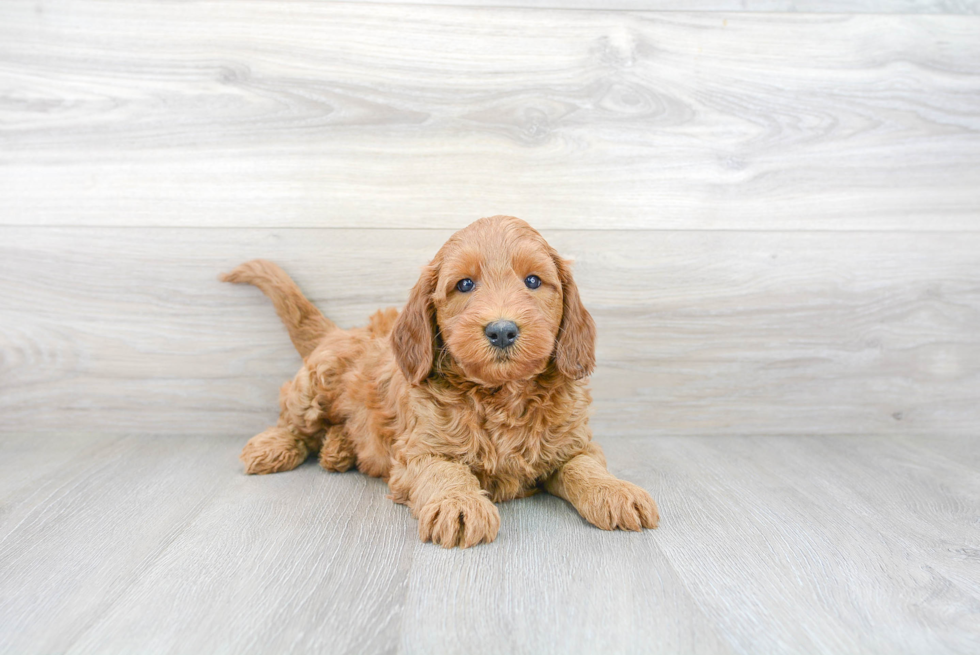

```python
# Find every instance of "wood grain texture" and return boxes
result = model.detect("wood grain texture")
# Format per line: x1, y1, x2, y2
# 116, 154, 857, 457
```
0, 432, 122, 502
354, 0, 980, 12
63, 451, 414, 655
0, 435, 235, 653
629, 436, 980, 653
2, 2, 980, 231
2, 227, 978, 438
1, 434, 977, 654
396, 493, 736, 654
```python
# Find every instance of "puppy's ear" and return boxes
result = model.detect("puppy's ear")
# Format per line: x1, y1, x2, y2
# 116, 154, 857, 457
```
392, 264, 439, 385
552, 256, 596, 380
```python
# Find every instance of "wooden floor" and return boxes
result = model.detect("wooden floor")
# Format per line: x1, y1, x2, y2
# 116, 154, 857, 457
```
0, 434, 976, 654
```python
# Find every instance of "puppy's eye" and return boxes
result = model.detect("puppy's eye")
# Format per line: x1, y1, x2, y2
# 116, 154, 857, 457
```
524, 275, 542, 289
456, 278, 475, 293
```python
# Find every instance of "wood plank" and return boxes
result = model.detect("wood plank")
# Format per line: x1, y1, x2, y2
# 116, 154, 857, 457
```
62, 461, 414, 655
896, 433, 980, 469
0, 434, 236, 653
631, 435, 980, 654
0, 433, 123, 502
3, 434, 976, 653
2, 227, 978, 438
397, 492, 735, 654
753, 436, 980, 603
2, 3, 980, 230
354, 0, 980, 13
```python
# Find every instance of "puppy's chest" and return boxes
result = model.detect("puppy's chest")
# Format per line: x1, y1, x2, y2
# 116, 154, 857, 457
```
481, 420, 551, 469
460, 401, 580, 498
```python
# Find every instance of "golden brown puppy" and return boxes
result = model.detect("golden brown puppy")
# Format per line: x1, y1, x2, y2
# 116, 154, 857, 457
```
222, 215, 658, 548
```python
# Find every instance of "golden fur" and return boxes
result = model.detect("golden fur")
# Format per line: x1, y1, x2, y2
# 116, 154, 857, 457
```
222, 215, 658, 548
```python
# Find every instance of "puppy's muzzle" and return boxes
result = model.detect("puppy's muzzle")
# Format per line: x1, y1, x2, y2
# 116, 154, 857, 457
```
484, 320, 519, 350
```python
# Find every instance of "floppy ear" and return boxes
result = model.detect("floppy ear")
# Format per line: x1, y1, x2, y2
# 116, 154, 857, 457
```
552, 256, 596, 380
391, 264, 439, 385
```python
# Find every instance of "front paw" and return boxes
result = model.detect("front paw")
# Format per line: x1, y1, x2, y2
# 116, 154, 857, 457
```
417, 493, 501, 548
579, 480, 660, 531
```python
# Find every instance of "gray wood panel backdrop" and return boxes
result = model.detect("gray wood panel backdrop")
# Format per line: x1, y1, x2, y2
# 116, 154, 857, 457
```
2, 0, 979, 439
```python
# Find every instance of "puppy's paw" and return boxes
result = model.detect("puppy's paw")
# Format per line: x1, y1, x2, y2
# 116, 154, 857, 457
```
417, 493, 500, 548
318, 432, 356, 472
240, 429, 309, 475
579, 480, 659, 531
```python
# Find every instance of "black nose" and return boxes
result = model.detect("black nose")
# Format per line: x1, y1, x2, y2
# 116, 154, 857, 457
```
485, 320, 519, 349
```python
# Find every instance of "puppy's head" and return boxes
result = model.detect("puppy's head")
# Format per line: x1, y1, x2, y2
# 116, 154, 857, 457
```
392, 215, 595, 386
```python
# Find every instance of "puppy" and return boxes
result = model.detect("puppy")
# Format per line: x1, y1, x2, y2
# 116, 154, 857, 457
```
222, 215, 658, 548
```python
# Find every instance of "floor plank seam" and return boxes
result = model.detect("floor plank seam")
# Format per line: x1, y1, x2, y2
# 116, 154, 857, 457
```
58, 481, 230, 655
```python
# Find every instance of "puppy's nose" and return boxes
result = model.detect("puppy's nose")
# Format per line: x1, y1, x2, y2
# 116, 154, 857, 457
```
485, 320, 519, 349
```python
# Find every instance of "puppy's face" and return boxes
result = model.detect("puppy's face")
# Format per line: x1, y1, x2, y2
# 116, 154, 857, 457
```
433, 228, 563, 385
392, 216, 596, 386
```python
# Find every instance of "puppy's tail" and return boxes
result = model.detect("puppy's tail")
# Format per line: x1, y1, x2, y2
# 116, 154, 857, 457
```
221, 259, 335, 359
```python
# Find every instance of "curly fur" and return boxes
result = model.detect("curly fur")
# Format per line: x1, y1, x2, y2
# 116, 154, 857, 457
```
222, 215, 658, 548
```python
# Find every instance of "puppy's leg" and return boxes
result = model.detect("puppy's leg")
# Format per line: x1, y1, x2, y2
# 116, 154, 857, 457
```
240, 365, 324, 475
545, 442, 659, 531
318, 424, 356, 472
389, 456, 500, 548
240, 426, 314, 475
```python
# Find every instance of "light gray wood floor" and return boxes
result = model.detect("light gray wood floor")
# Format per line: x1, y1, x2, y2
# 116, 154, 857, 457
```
1, 434, 977, 654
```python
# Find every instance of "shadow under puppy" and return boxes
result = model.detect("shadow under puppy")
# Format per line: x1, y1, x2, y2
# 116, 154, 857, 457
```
222, 215, 658, 548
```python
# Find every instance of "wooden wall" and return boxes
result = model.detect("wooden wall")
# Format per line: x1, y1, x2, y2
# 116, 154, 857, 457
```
2, 0, 978, 438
